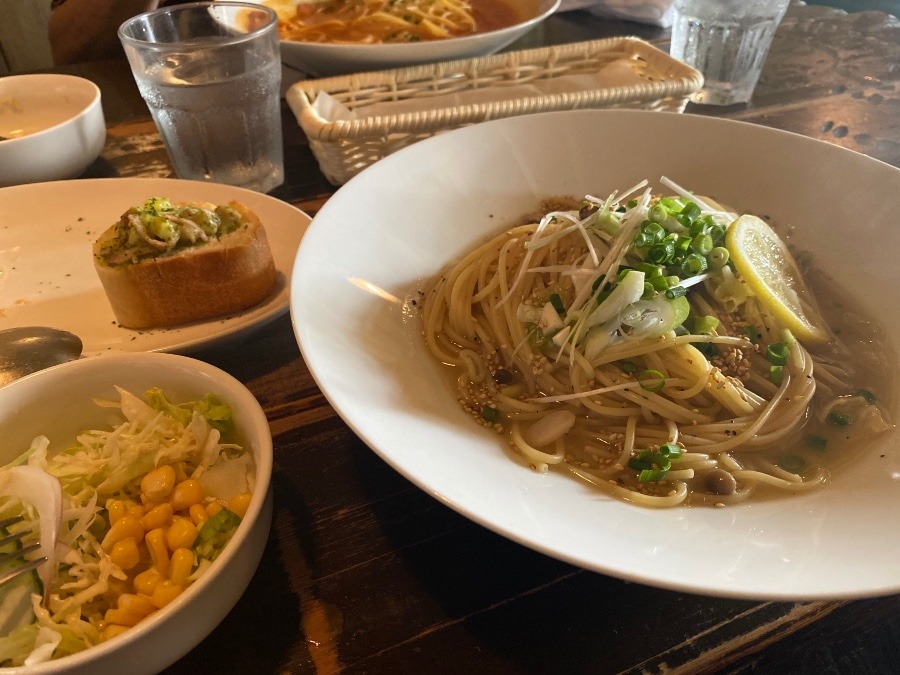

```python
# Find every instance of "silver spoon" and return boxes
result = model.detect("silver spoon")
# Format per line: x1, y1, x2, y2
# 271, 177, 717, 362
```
0, 327, 83, 386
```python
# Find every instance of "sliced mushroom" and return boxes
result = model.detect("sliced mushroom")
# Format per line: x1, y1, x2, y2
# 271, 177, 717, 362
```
704, 469, 738, 495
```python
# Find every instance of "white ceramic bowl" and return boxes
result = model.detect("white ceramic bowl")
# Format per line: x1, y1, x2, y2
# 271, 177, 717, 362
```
0, 352, 273, 674
255, 0, 560, 77
291, 109, 900, 600
0, 74, 106, 187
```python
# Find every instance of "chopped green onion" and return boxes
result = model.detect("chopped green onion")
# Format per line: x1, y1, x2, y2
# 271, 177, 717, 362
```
626, 198, 638, 208
691, 233, 714, 255
765, 343, 790, 365
708, 224, 726, 243
856, 389, 877, 403
777, 454, 806, 474
681, 201, 701, 221
693, 315, 719, 335
480, 406, 500, 422
647, 242, 674, 264
660, 196, 683, 213
682, 253, 708, 275
634, 232, 652, 248
827, 410, 851, 427
628, 450, 672, 478
659, 443, 683, 459
549, 293, 565, 314
638, 468, 669, 483
649, 204, 668, 224
638, 369, 666, 392
665, 286, 687, 299
769, 365, 784, 385
642, 282, 655, 299
806, 435, 828, 451
708, 246, 730, 270
636, 262, 664, 278
744, 325, 760, 344
675, 235, 693, 253
620, 360, 637, 374
650, 275, 673, 291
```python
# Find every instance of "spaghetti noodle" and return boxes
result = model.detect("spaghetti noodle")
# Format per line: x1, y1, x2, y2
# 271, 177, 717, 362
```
422, 178, 893, 507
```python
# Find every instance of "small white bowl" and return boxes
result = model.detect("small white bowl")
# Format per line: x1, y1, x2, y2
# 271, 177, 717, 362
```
0, 352, 273, 675
257, 0, 560, 77
0, 74, 106, 187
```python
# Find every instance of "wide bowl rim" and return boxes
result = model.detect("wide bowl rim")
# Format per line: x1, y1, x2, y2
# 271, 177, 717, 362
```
0, 351, 273, 673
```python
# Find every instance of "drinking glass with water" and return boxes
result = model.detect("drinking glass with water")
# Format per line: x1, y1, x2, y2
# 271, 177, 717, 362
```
670, 0, 791, 106
119, 2, 284, 193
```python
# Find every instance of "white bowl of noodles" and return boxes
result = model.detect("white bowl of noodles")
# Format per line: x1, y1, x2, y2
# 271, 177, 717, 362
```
0, 352, 272, 673
253, 0, 561, 76
290, 109, 900, 600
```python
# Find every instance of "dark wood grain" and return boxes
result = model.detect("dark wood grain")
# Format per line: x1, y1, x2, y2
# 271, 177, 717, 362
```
28, 3, 899, 673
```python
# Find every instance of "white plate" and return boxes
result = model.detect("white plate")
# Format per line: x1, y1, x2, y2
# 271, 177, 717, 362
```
291, 109, 900, 600
0, 178, 310, 356
254, 0, 561, 77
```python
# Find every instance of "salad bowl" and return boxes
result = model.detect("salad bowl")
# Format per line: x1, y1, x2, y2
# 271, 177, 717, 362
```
0, 352, 273, 674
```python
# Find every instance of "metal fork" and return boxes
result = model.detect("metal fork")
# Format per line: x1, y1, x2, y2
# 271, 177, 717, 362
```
0, 515, 47, 587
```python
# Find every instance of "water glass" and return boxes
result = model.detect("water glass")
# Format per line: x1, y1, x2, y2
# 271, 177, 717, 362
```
119, 2, 284, 193
670, 0, 791, 106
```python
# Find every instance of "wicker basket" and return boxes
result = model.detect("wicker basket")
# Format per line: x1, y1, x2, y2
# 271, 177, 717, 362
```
286, 37, 703, 185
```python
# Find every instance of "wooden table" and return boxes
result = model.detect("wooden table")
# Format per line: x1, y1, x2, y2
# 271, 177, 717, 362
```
42, 2, 900, 673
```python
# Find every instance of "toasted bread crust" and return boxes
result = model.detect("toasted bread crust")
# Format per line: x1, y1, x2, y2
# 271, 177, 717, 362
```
93, 201, 277, 329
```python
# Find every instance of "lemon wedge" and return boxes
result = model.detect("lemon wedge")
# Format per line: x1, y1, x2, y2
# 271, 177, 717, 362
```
726, 214, 828, 344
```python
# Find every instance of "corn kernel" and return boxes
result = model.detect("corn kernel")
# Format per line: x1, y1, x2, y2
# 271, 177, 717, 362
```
110, 537, 141, 571
227, 493, 252, 518
145, 528, 170, 576
171, 479, 204, 512
104, 608, 143, 627
101, 516, 144, 553
133, 567, 162, 596
140, 503, 173, 531
141, 465, 176, 501
150, 580, 183, 609
169, 548, 195, 586
101, 624, 130, 642
165, 517, 197, 552
188, 504, 209, 527
127, 504, 145, 520
205, 502, 223, 518
117, 593, 157, 619
106, 499, 127, 525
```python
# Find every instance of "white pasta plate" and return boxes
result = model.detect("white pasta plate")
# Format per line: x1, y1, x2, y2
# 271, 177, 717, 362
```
290, 109, 900, 600
249, 0, 561, 77
0, 178, 311, 356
